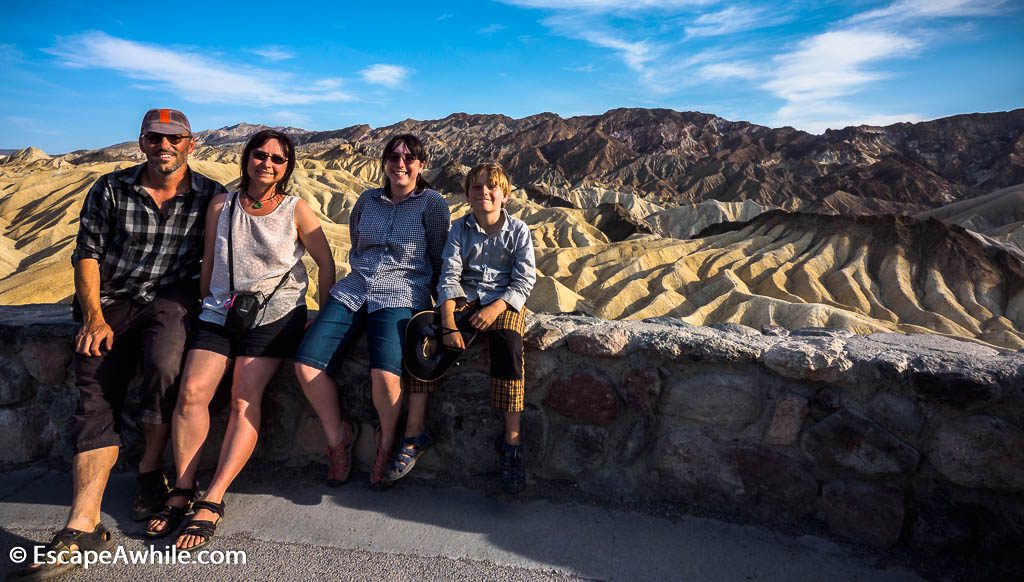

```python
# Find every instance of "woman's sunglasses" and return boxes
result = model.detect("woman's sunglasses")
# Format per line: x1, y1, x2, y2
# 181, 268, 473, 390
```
385, 153, 419, 165
252, 150, 288, 165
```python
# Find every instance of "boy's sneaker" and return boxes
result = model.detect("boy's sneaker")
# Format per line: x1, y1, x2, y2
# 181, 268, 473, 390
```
496, 438, 526, 495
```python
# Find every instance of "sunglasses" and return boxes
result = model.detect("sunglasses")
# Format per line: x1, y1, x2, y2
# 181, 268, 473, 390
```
142, 133, 191, 145
384, 153, 419, 165
252, 150, 288, 165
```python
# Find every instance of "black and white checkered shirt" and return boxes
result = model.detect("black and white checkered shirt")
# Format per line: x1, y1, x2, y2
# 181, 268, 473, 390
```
330, 187, 451, 312
71, 163, 226, 305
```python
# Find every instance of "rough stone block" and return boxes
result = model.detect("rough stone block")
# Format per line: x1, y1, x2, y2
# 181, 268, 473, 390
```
927, 415, 1024, 491
0, 354, 34, 406
546, 424, 607, 479
524, 319, 572, 351
822, 480, 905, 548
622, 367, 660, 413
868, 392, 924, 440
543, 370, 620, 426
731, 445, 818, 517
0, 405, 51, 464
910, 369, 1002, 408
801, 408, 920, 477
763, 338, 853, 383
20, 339, 73, 385
909, 495, 975, 554
651, 429, 742, 505
566, 324, 630, 358
763, 394, 809, 445
664, 372, 763, 430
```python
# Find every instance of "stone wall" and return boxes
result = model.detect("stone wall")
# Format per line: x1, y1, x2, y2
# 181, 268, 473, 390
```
2, 305, 1023, 566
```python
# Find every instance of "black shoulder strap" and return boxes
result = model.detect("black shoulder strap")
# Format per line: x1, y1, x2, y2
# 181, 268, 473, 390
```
228, 193, 237, 292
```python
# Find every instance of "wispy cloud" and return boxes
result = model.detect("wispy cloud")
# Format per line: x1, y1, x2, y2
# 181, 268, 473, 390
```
435, 13, 455, 21
249, 46, 295, 62
762, 30, 921, 104
266, 110, 311, 127
500, 0, 711, 11
46, 32, 351, 106
478, 24, 507, 35
847, 0, 1007, 25
360, 64, 411, 88
684, 6, 788, 38
564, 64, 596, 72
507, 0, 1012, 132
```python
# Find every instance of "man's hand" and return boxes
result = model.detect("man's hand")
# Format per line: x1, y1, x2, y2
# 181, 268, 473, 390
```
469, 301, 506, 331
442, 329, 466, 350
76, 317, 114, 356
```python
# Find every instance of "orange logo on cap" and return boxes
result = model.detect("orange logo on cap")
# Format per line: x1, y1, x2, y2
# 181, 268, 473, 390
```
159, 109, 171, 124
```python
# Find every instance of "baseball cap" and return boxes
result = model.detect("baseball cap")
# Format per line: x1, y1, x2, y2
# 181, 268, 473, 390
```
140, 108, 191, 135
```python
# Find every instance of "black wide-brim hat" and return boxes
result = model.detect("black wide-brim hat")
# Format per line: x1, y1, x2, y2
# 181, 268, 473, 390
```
404, 309, 477, 382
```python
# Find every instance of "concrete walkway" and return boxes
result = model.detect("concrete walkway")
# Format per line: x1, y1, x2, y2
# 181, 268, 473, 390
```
0, 467, 923, 581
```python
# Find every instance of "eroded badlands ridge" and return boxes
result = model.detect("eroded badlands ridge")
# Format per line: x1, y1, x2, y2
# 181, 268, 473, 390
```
2, 109, 1024, 348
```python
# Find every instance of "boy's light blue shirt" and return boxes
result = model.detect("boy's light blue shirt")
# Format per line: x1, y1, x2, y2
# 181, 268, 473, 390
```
436, 209, 536, 312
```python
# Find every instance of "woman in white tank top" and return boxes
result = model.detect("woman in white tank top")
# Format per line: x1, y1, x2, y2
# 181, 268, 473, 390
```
145, 130, 336, 550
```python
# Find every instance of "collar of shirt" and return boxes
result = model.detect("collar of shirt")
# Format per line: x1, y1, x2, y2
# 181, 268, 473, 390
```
465, 209, 512, 236
378, 187, 427, 204
121, 163, 197, 198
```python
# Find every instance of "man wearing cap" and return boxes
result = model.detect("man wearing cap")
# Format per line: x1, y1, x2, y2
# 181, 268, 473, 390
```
16, 109, 226, 580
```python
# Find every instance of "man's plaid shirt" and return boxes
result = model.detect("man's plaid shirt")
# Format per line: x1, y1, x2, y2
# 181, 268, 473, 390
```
71, 163, 226, 305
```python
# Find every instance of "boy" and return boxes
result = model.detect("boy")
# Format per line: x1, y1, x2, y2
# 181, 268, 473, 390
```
436, 162, 536, 493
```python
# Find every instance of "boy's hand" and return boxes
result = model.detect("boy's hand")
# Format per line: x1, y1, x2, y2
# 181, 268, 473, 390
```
443, 329, 466, 350
470, 301, 506, 331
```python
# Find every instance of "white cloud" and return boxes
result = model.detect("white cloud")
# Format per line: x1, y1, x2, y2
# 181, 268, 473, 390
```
499, 0, 711, 11
685, 6, 786, 38
314, 78, 344, 90
266, 110, 311, 127
543, 13, 658, 75
249, 46, 295, 62
47, 32, 351, 106
435, 13, 455, 21
847, 0, 1007, 25
479, 24, 507, 34
697, 61, 760, 81
359, 64, 411, 88
564, 64, 597, 72
761, 30, 921, 104
773, 102, 923, 134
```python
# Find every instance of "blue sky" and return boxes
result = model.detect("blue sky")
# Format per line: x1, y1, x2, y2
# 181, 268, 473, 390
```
2, 0, 1022, 153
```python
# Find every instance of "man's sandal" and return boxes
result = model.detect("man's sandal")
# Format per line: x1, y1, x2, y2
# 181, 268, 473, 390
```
383, 430, 434, 482
145, 487, 197, 539
175, 500, 225, 552
130, 470, 170, 521
10, 524, 114, 580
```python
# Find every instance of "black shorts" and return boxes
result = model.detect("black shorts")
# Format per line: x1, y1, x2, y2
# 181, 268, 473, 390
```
191, 306, 307, 358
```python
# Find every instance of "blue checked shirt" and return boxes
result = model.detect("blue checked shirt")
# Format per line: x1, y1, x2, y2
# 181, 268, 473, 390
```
436, 210, 536, 312
71, 163, 226, 305
330, 187, 451, 312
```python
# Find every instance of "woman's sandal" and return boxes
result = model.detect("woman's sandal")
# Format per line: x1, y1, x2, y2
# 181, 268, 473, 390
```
175, 500, 225, 551
145, 487, 197, 539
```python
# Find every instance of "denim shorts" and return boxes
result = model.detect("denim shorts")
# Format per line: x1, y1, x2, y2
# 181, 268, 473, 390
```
294, 297, 411, 376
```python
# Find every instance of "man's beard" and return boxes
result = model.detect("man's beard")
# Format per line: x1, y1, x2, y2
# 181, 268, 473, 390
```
148, 151, 187, 175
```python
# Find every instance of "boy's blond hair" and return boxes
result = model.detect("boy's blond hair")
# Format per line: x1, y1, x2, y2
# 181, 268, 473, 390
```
464, 163, 512, 207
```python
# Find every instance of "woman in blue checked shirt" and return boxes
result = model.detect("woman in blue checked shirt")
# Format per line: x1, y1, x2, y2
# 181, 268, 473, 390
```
294, 134, 451, 490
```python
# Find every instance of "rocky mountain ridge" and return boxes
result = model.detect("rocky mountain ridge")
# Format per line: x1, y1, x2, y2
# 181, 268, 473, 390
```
32, 107, 1022, 214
